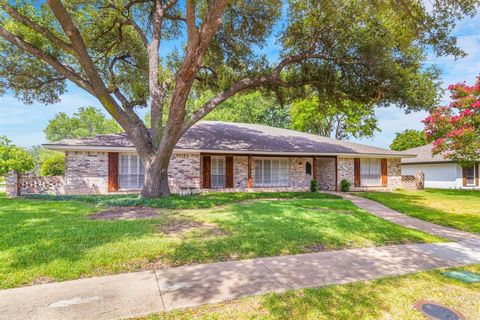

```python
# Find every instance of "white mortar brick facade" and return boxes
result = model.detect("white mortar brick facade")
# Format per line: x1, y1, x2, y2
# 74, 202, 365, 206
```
65, 151, 109, 194
317, 157, 336, 191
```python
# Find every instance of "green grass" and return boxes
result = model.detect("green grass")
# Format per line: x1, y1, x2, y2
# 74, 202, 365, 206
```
357, 189, 480, 233
139, 265, 480, 320
0, 192, 442, 289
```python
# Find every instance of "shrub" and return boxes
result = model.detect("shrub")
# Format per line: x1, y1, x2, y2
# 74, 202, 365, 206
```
310, 179, 318, 192
41, 154, 65, 176
340, 179, 351, 192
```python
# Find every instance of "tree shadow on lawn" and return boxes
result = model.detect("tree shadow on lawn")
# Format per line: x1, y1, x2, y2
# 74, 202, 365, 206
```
166, 199, 441, 265
0, 197, 171, 287
359, 191, 480, 234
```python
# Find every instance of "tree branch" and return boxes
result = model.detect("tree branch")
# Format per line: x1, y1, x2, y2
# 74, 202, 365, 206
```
0, 26, 94, 95
185, 52, 355, 130
0, 2, 74, 54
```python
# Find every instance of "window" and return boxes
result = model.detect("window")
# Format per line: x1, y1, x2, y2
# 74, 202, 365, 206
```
119, 155, 145, 189
465, 165, 476, 186
211, 157, 226, 188
306, 162, 312, 175
360, 158, 381, 186
254, 158, 289, 187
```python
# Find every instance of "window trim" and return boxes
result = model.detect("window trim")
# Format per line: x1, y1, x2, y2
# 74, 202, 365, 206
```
254, 157, 290, 187
118, 154, 145, 190
210, 156, 226, 189
360, 158, 382, 187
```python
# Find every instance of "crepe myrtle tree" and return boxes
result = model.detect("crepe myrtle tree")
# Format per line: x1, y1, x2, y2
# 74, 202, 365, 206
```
423, 76, 480, 166
0, 0, 478, 197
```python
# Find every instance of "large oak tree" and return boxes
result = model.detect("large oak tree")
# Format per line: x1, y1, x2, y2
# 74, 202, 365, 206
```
0, 0, 477, 197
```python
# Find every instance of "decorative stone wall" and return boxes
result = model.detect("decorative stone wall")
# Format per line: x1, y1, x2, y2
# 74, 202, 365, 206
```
317, 158, 336, 191
5, 171, 64, 197
64, 151, 109, 195
168, 153, 201, 192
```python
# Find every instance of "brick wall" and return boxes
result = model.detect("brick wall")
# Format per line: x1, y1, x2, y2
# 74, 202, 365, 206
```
168, 153, 201, 192
234, 156, 248, 188
337, 157, 402, 191
317, 158, 336, 191
65, 151, 109, 194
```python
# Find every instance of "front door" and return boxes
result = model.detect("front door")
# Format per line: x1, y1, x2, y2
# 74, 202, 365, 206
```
464, 165, 476, 186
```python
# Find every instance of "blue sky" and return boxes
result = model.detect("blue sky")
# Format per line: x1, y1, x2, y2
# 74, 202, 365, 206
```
1, 11, 480, 149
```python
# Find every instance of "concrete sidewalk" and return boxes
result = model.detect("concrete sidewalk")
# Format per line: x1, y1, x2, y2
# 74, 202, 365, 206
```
1, 194, 480, 320
1, 238, 480, 320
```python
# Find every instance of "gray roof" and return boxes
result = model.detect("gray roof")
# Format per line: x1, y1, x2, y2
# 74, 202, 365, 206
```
44, 121, 411, 157
401, 143, 451, 164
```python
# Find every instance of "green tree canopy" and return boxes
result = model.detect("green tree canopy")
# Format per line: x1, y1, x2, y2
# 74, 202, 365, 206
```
0, 135, 11, 146
205, 91, 290, 128
289, 88, 378, 140
0, 145, 34, 175
0, 0, 478, 197
40, 152, 65, 176
45, 106, 122, 142
390, 129, 428, 151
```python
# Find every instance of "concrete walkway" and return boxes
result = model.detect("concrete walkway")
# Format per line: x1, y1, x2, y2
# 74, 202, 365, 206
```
335, 193, 480, 241
1, 197, 480, 320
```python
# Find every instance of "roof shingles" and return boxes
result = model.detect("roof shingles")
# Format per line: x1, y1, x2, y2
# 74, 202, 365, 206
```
45, 121, 410, 157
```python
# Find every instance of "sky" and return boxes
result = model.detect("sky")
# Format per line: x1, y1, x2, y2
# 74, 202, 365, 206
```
1, 10, 480, 149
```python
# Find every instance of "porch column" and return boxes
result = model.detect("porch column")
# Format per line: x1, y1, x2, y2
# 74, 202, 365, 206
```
247, 155, 253, 189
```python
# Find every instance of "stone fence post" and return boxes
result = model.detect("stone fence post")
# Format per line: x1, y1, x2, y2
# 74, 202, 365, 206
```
416, 171, 425, 190
5, 171, 19, 198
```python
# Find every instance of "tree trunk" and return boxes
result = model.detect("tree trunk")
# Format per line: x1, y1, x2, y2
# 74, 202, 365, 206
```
141, 153, 171, 198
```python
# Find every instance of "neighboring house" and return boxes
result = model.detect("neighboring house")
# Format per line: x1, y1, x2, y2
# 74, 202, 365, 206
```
38, 121, 411, 195
402, 143, 479, 189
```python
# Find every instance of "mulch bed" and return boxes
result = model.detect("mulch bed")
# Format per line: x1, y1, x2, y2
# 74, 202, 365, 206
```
89, 207, 160, 220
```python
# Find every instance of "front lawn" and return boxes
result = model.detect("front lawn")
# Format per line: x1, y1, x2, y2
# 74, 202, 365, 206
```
0, 192, 442, 289
140, 265, 480, 320
358, 189, 480, 233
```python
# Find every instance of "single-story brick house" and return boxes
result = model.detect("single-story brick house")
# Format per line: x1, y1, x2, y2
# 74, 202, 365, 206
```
402, 143, 479, 189
40, 121, 413, 195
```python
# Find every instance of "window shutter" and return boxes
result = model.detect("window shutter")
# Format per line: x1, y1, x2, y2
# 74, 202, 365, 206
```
354, 158, 361, 187
202, 156, 211, 188
462, 166, 467, 187
476, 164, 479, 187
225, 156, 234, 188
108, 152, 119, 192
381, 159, 388, 187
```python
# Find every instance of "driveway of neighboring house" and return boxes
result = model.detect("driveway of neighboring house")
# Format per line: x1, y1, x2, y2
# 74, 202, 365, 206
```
0, 195, 479, 320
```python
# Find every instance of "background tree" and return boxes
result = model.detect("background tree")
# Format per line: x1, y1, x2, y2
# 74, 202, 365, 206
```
205, 91, 290, 128
28, 145, 63, 175
0, 0, 477, 197
390, 129, 428, 151
290, 90, 378, 140
423, 76, 480, 166
45, 106, 122, 142
0, 135, 11, 146
0, 145, 34, 175
40, 153, 65, 176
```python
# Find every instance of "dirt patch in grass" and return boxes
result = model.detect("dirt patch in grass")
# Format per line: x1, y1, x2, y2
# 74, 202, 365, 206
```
160, 219, 206, 234
89, 207, 160, 220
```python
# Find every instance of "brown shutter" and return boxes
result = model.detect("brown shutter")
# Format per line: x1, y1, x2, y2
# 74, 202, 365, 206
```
354, 158, 361, 187
247, 155, 253, 188
476, 164, 479, 187
202, 156, 211, 188
225, 156, 234, 188
462, 166, 467, 187
108, 152, 119, 192
381, 159, 388, 187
